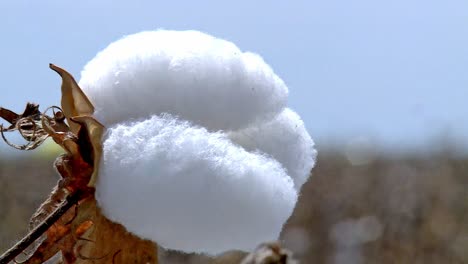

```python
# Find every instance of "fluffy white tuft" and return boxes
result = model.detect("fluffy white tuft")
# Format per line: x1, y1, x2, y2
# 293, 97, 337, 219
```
79, 30, 288, 131
97, 115, 297, 254
229, 108, 317, 190
79, 30, 316, 255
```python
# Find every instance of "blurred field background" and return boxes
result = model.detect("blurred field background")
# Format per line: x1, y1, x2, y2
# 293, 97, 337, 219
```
1, 141, 467, 263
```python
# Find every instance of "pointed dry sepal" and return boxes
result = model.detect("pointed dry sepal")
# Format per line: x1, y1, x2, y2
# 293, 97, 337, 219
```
49, 64, 95, 135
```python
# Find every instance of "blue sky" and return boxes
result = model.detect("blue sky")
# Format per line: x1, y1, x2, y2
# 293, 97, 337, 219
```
0, 0, 467, 153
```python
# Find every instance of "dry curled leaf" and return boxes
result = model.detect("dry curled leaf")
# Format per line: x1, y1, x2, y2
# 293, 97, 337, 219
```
0, 103, 49, 150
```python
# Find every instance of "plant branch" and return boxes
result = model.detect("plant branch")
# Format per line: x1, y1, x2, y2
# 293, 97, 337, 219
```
0, 190, 82, 264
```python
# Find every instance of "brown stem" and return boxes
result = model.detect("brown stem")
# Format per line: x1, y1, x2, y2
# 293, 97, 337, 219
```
0, 191, 82, 264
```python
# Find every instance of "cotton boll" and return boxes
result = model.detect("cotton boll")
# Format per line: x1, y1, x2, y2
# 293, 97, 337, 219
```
79, 30, 288, 131
229, 108, 316, 190
81, 29, 315, 255
96, 115, 298, 254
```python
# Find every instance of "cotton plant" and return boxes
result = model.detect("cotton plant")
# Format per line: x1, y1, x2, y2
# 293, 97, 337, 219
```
0, 30, 316, 263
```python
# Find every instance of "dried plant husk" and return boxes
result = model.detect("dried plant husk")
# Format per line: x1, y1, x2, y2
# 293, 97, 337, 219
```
0, 64, 159, 264
69, 197, 158, 264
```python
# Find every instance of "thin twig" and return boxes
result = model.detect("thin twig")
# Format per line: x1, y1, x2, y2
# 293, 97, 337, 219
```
0, 191, 83, 264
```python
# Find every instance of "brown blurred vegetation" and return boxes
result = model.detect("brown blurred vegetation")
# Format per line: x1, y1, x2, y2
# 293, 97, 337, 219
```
0, 145, 467, 263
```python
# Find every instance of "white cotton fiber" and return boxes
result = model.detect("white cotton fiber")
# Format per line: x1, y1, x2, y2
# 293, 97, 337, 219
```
79, 29, 317, 255
229, 108, 317, 190
79, 30, 288, 131
96, 115, 297, 254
